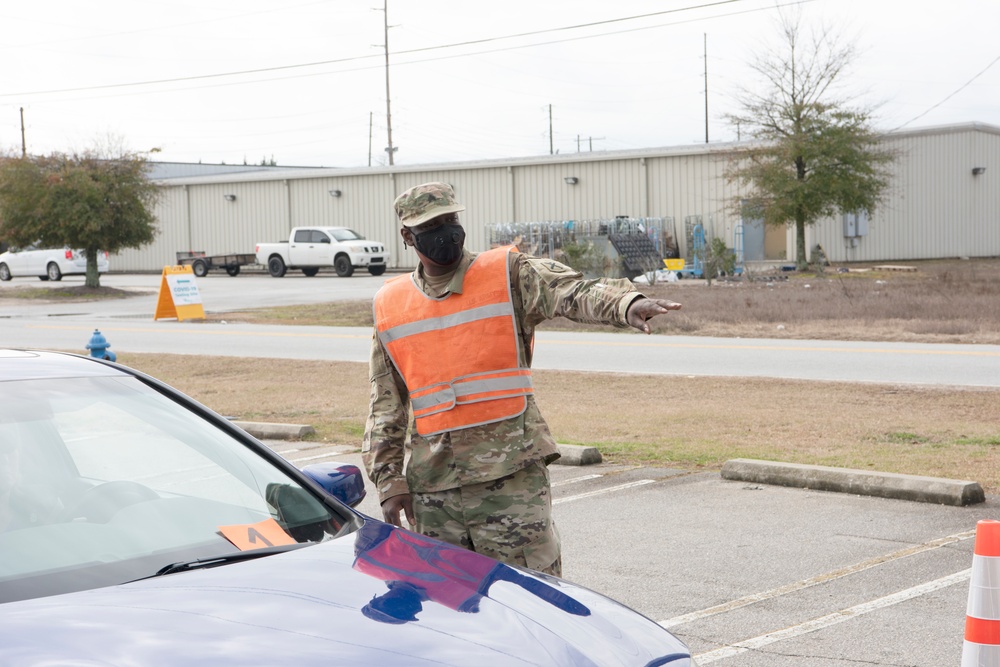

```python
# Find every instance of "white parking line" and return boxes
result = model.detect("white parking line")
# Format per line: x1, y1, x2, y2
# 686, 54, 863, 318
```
659, 530, 975, 628
553, 479, 655, 505
694, 569, 971, 663
551, 474, 603, 487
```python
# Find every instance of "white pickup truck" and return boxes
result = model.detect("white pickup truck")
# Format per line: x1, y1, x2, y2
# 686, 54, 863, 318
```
254, 226, 389, 278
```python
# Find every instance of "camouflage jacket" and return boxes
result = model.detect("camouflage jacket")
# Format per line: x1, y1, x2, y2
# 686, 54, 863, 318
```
362, 248, 643, 502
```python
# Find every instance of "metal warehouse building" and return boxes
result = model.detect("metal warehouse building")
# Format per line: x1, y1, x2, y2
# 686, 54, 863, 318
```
114, 122, 1000, 273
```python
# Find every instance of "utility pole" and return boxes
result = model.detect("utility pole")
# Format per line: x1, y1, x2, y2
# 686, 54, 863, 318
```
549, 104, 553, 155
577, 135, 604, 152
20, 107, 27, 157
368, 111, 373, 167
703, 33, 709, 144
379, 0, 396, 165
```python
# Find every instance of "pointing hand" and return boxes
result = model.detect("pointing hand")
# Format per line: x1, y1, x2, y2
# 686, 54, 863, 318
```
626, 297, 681, 334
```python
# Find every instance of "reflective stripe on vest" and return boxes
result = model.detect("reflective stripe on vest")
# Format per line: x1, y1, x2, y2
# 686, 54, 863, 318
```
373, 246, 532, 436
410, 369, 535, 416
379, 302, 514, 344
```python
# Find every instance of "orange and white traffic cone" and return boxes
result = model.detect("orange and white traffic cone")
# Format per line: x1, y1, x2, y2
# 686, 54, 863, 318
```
963, 519, 1000, 666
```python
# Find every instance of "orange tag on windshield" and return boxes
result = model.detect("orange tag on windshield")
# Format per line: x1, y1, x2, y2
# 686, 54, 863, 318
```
219, 518, 297, 551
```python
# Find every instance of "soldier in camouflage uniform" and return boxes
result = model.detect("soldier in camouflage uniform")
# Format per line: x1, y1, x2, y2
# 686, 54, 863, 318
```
363, 182, 681, 577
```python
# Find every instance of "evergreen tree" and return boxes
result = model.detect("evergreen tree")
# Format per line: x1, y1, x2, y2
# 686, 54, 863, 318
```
0, 149, 160, 288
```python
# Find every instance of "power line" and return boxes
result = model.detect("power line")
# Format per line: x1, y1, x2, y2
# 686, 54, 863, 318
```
0, 0, 333, 52
1, 0, 777, 99
892, 53, 1000, 131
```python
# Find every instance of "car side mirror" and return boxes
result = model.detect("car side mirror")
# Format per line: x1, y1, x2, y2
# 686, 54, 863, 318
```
319, 237, 331, 244
301, 462, 367, 508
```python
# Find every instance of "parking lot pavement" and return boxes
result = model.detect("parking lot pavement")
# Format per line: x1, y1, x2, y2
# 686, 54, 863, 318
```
263, 439, 998, 666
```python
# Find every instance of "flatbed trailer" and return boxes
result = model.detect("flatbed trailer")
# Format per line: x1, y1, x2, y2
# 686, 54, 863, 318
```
175, 251, 258, 277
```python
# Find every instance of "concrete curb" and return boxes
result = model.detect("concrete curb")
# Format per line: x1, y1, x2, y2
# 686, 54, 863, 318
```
234, 421, 315, 441
237, 423, 602, 467
721, 458, 985, 507
555, 444, 602, 466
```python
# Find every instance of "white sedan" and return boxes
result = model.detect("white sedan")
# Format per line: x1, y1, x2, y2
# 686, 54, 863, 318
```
0, 246, 109, 281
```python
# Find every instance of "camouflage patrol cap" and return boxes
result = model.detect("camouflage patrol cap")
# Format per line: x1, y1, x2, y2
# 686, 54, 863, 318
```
393, 182, 466, 228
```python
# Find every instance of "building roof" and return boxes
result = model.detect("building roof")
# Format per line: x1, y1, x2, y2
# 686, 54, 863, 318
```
147, 161, 319, 181
151, 121, 1000, 187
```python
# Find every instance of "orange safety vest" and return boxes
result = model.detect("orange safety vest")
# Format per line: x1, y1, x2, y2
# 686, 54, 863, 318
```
373, 246, 533, 436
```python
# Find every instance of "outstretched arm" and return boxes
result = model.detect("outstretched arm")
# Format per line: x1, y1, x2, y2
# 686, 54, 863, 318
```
514, 254, 681, 334
625, 297, 682, 334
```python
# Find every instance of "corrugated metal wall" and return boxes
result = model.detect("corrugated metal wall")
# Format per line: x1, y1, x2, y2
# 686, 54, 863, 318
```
809, 126, 1000, 262
113, 186, 189, 272
512, 159, 645, 224
191, 180, 290, 254
289, 174, 400, 259
115, 124, 999, 272
646, 149, 737, 256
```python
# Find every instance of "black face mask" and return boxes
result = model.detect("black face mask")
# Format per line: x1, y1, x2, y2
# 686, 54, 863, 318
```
412, 223, 465, 266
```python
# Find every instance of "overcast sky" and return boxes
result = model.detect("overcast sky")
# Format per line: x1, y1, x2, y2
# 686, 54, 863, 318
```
3, 0, 998, 168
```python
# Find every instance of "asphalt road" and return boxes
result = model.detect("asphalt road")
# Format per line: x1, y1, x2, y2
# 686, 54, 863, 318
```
2, 272, 999, 388
2, 271, 997, 665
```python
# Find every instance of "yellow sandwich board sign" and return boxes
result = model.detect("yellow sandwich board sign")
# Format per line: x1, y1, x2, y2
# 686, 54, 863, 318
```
154, 266, 205, 321
663, 258, 685, 271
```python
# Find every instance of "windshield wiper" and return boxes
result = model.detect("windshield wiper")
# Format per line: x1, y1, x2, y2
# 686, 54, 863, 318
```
143, 543, 311, 579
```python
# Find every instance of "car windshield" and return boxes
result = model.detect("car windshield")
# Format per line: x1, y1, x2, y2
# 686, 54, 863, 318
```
0, 375, 355, 603
329, 228, 364, 241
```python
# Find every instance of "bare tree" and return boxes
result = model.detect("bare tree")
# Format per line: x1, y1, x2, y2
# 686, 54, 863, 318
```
725, 11, 894, 269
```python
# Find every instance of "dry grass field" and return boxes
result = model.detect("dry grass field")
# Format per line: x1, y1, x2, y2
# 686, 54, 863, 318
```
202, 257, 1000, 344
107, 257, 1000, 493
635, 258, 1000, 345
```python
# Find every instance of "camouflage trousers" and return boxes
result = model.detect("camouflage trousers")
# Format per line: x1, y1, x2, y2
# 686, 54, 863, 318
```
412, 460, 562, 577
